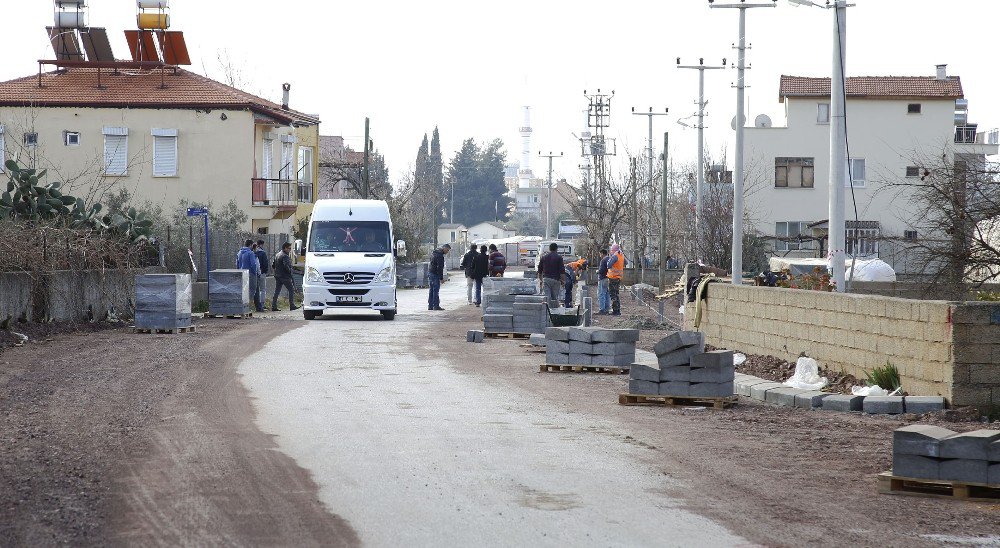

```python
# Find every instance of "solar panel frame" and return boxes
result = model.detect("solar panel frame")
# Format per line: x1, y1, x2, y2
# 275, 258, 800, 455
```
46, 27, 85, 61
80, 27, 115, 62
157, 31, 191, 65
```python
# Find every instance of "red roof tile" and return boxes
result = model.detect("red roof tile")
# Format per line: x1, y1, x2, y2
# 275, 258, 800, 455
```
0, 67, 318, 125
779, 75, 963, 100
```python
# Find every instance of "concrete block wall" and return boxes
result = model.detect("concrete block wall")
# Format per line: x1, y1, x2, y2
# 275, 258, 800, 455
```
1, 269, 145, 323
0, 272, 31, 322
685, 284, 1000, 409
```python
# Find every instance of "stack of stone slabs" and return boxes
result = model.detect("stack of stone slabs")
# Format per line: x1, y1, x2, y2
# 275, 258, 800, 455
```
209, 269, 250, 316
628, 331, 735, 398
545, 326, 638, 366
482, 278, 539, 334
134, 273, 192, 330
893, 426, 1000, 484
513, 295, 549, 334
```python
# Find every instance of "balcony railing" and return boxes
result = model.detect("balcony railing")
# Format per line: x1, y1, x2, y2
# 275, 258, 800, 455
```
297, 181, 313, 203
954, 125, 998, 145
252, 178, 297, 207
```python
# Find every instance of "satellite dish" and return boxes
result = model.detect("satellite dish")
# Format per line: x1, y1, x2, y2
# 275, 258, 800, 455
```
731, 114, 746, 130
755, 114, 773, 128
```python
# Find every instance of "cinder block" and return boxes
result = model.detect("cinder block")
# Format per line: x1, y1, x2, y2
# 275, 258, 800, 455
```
654, 331, 705, 357
893, 425, 956, 457
990, 441, 1000, 462
989, 463, 1000, 485
547, 340, 570, 354
592, 329, 641, 343
592, 353, 635, 367
657, 346, 704, 368
765, 387, 807, 407
592, 342, 637, 356
903, 396, 946, 414
568, 326, 601, 342
940, 430, 1000, 460
793, 391, 831, 409
545, 327, 571, 341
660, 366, 691, 382
568, 353, 593, 365
822, 394, 865, 412
689, 381, 734, 398
528, 334, 547, 347
939, 459, 990, 484
467, 330, 484, 343
863, 396, 905, 415
660, 381, 689, 396
691, 350, 735, 369
750, 382, 784, 401
892, 454, 940, 480
629, 379, 659, 395
690, 364, 736, 383
545, 351, 569, 365
630, 363, 660, 383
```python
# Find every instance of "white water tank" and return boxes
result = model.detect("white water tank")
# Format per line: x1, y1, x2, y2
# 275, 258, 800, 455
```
137, 0, 170, 8
56, 0, 87, 6
54, 11, 88, 28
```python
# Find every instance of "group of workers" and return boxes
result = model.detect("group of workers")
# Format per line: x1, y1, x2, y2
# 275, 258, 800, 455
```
536, 242, 624, 315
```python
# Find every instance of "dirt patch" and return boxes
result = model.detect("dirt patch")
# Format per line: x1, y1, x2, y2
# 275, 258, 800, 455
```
0, 317, 358, 547
0, 321, 120, 353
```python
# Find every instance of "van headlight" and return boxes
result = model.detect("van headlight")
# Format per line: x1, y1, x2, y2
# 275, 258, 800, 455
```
306, 267, 323, 283
375, 266, 394, 283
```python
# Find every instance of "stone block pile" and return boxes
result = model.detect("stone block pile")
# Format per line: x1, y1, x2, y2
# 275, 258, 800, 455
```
208, 269, 250, 316
627, 331, 735, 398
513, 295, 549, 334
134, 274, 192, 330
893, 425, 1000, 485
545, 326, 638, 366
734, 374, 947, 413
482, 283, 549, 334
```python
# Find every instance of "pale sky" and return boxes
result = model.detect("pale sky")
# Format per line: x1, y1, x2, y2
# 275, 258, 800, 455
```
3, 0, 998, 185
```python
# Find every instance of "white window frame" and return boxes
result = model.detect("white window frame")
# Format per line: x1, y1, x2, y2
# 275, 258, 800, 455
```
64, 131, 81, 147
102, 126, 129, 176
846, 221, 880, 257
817, 103, 830, 124
279, 140, 293, 180
298, 146, 314, 203
152, 128, 178, 177
262, 138, 274, 179
847, 158, 866, 188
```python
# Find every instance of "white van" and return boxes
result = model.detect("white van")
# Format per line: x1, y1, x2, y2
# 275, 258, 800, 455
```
301, 199, 397, 321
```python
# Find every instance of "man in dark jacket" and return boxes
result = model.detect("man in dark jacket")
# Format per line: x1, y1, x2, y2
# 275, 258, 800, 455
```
459, 244, 478, 305
488, 244, 506, 277
471, 244, 490, 306
236, 239, 262, 312
537, 242, 564, 306
428, 243, 450, 311
254, 239, 269, 313
271, 242, 299, 311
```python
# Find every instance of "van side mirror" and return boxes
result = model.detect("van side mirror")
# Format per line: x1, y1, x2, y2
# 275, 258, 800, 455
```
294, 239, 303, 256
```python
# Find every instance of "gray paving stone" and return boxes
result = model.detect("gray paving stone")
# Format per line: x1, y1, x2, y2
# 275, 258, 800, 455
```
568, 326, 601, 342
939, 459, 990, 484
660, 365, 691, 382
821, 394, 864, 412
528, 334, 547, 347
892, 425, 957, 457
634, 350, 657, 366
653, 331, 705, 357
628, 379, 659, 395
863, 396, 905, 415
793, 391, 831, 409
990, 463, 1000, 485
568, 353, 593, 365
940, 430, 1000, 460
765, 387, 807, 407
690, 364, 736, 383
592, 342, 637, 356
990, 441, 1000, 462
660, 381, 689, 396
545, 327, 571, 341
689, 381, 734, 398
547, 340, 570, 354
892, 454, 940, 480
569, 340, 598, 355
592, 353, 635, 367
749, 382, 784, 401
691, 350, 735, 369
545, 351, 569, 365
467, 330, 484, 343
630, 363, 660, 383
903, 396, 946, 414
736, 378, 771, 397
592, 329, 641, 343
657, 346, 704, 368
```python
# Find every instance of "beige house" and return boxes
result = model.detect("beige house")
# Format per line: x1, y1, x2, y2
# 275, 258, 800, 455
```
0, 67, 320, 234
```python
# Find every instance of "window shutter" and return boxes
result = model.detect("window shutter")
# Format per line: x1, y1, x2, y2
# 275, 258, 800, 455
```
153, 136, 177, 176
262, 139, 273, 178
104, 135, 128, 175
280, 142, 293, 179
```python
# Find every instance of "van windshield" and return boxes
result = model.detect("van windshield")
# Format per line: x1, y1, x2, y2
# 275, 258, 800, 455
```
309, 221, 391, 253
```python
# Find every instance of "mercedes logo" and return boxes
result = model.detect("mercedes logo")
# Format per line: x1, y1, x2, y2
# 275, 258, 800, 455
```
343, 273, 355, 284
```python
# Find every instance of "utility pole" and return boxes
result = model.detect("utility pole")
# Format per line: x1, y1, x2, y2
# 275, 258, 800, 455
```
362, 117, 370, 199
659, 132, 668, 290
677, 58, 726, 250
539, 151, 563, 239
631, 107, 669, 278
710, 0, 775, 285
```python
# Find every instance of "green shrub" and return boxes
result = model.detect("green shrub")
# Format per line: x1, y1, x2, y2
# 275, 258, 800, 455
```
866, 361, 901, 391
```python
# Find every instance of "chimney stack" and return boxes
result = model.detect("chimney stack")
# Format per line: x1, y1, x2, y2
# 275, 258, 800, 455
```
281, 83, 291, 110
935, 64, 948, 80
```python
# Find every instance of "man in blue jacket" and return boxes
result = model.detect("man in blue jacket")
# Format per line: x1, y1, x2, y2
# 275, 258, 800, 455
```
254, 239, 269, 313
236, 239, 263, 312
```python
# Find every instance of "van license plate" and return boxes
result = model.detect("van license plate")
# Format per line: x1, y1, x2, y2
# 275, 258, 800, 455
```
336, 296, 363, 303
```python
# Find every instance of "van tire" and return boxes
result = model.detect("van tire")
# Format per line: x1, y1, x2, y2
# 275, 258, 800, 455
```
380, 310, 396, 321
303, 310, 319, 321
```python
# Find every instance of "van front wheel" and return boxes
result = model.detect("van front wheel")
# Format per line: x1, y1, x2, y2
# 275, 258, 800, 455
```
303, 310, 320, 321
381, 310, 396, 321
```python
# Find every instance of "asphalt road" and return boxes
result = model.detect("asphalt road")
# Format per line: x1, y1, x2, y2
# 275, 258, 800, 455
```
239, 281, 746, 547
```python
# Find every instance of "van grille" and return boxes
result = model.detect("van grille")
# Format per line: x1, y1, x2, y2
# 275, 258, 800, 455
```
323, 272, 376, 285
327, 288, 370, 296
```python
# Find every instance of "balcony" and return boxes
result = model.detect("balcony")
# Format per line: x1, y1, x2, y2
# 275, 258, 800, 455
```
252, 178, 297, 208
954, 126, 999, 155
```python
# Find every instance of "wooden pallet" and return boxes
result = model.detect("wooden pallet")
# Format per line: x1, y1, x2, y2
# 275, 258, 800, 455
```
485, 332, 531, 340
134, 325, 197, 335
203, 312, 254, 319
878, 472, 1000, 502
541, 364, 629, 375
618, 393, 737, 409
519, 343, 546, 354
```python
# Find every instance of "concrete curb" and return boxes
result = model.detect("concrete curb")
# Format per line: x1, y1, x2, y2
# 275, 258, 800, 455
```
734, 374, 946, 415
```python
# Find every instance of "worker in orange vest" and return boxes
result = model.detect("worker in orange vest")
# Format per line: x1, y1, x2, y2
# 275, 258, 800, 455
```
563, 257, 588, 307
607, 243, 625, 316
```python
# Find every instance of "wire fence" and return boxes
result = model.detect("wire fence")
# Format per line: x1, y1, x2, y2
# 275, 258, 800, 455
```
159, 226, 292, 281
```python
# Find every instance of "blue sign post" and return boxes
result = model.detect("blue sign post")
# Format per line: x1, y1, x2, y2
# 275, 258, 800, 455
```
187, 207, 210, 296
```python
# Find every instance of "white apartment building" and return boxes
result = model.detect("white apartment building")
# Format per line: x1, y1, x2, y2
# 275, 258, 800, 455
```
744, 66, 997, 276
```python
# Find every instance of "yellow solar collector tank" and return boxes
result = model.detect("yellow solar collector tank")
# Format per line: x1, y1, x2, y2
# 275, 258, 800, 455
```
137, 13, 169, 29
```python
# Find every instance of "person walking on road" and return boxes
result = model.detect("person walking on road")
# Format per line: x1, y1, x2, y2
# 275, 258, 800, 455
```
537, 242, 564, 307
488, 244, 506, 277
428, 243, 450, 311
254, 239, 269, 312
237, 239, 263, 312
460, 244, 478, 305
607, 244, 626, 316
271, 242, 299, 311
471, 244, 490, 307
596, 249, 611, 314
